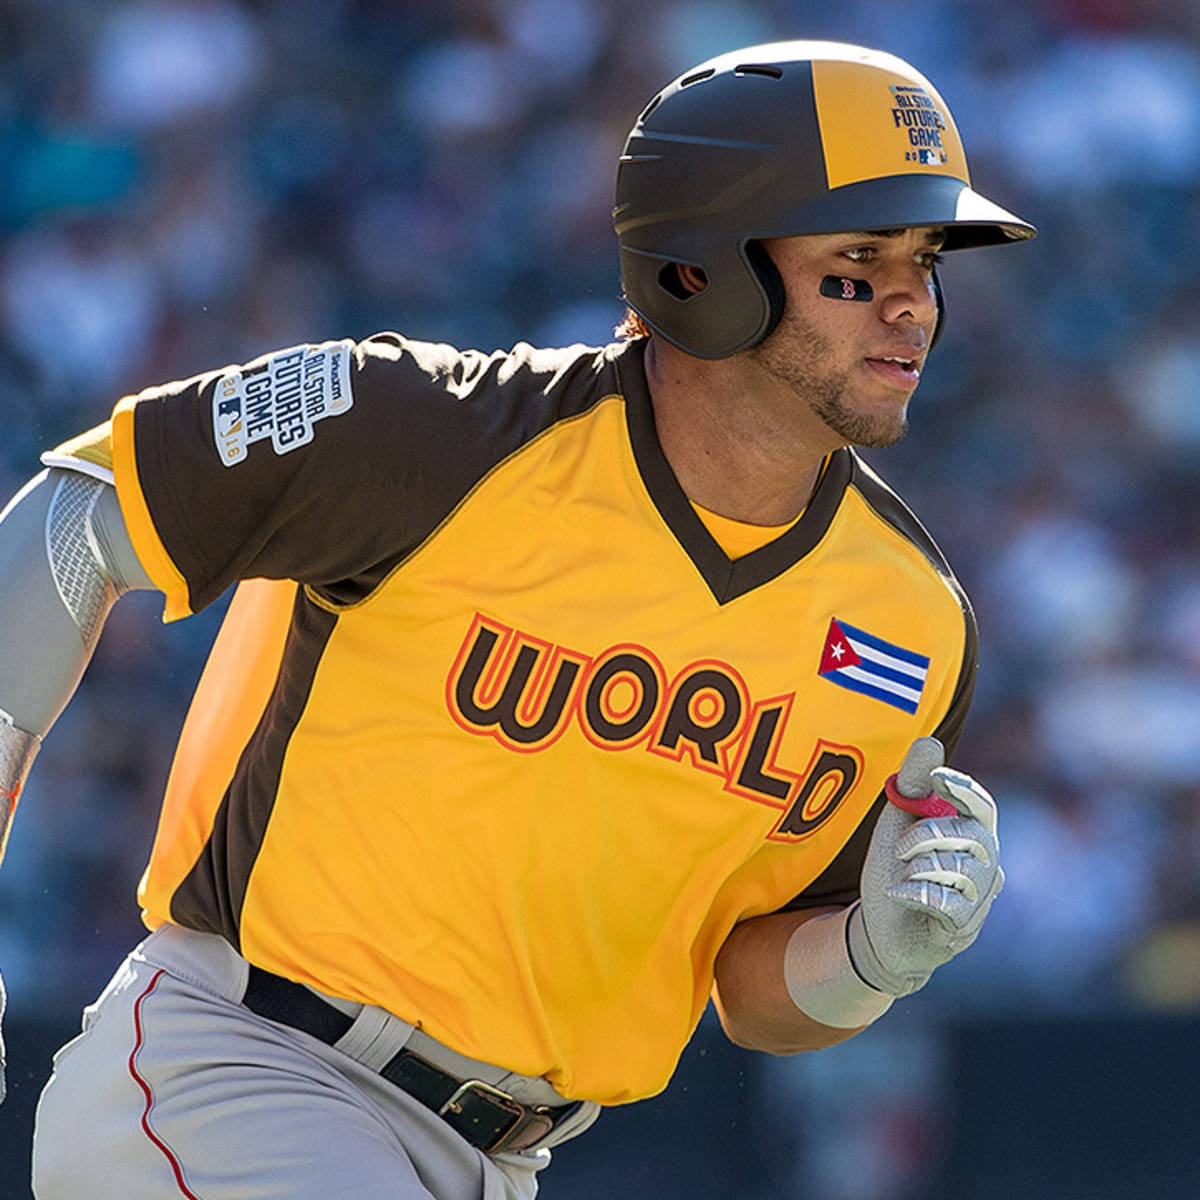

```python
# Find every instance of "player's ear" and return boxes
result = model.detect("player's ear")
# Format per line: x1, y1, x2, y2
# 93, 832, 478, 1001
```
658, 262, 709, 299
678, 264, 708, 294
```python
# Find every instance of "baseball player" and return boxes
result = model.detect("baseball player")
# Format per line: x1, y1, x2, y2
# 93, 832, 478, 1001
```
0, 42, 1033, 1199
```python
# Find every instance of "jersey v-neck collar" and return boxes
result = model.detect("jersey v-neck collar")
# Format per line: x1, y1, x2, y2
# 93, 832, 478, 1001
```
614, 339, 852, 605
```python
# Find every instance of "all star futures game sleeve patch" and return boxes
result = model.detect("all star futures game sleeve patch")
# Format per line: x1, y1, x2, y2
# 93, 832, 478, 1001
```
213, 340, 354, 466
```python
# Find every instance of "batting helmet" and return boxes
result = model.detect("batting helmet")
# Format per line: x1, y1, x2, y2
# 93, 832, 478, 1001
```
614, 41, 1035, 359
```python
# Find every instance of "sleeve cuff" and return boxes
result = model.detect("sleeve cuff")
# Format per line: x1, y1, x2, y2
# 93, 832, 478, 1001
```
111, 396, 193, 622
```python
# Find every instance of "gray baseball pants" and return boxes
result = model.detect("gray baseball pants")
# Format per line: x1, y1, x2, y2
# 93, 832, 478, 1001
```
31, 925, 594, 1199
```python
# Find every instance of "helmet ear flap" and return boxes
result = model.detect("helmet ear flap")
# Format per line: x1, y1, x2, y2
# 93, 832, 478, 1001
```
930, 266, 946, 348
744, 241, 786, 345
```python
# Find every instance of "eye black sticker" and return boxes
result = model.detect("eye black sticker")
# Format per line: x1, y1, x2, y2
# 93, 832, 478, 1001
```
820, 276, 874, 302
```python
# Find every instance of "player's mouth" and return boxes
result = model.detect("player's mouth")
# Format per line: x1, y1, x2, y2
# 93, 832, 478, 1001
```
864, 355, 922, 388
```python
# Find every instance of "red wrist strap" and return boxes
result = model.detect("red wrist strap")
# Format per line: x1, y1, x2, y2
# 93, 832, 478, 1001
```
884, 773, 956, 818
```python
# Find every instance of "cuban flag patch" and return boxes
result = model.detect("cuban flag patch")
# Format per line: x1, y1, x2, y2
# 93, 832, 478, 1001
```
818, 618, 929, 714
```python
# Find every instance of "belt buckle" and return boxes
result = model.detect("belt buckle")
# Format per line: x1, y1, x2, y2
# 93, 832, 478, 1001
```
438, 1079, 555, 1154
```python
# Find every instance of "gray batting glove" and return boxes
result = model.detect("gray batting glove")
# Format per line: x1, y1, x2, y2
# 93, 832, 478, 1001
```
847, 739, 1003, 997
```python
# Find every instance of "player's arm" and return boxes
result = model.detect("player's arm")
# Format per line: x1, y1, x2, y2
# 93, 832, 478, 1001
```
0, 462, 154, 865
712, 738, 1002, 1055
0, 457, 153, 1102
713, 906, 868, 1053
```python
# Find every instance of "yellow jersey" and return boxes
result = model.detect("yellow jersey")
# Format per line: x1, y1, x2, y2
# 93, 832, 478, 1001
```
58, 334, 977, 1104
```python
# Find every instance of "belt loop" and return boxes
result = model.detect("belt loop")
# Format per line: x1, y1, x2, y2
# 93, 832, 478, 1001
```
333, 1006, 418, 1072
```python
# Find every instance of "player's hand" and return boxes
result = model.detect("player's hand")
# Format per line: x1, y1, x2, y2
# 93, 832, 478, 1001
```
847, 738, 1003, 997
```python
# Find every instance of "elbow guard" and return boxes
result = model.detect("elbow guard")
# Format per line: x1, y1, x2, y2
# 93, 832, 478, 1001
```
0, 467, 152, 859
0, 467, 152, 738
43, 469, 150, 646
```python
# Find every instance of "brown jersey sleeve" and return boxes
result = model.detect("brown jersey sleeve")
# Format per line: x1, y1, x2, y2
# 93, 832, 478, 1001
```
111, 334, 617, 617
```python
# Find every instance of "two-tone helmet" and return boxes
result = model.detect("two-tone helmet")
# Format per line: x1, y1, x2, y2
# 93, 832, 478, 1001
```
614, 41, 1035, 359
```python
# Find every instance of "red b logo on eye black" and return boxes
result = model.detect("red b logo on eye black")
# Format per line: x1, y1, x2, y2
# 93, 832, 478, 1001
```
820, 275, 874, 302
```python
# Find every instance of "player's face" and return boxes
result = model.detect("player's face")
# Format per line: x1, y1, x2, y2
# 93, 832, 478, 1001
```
745, 227, 944, 449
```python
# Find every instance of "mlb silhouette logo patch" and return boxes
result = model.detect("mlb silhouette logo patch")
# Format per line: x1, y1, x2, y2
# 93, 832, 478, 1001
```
818, 618, 929, 714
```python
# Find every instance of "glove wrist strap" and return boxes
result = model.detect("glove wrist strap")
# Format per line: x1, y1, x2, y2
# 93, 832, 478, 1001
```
845, 899, 926, 997
783, 907, 894, 1029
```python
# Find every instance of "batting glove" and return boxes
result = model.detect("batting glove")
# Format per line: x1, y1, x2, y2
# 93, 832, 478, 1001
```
847, 737, 1003, 997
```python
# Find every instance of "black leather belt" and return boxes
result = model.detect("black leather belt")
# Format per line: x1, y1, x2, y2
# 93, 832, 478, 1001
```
242, 966, 579, 1153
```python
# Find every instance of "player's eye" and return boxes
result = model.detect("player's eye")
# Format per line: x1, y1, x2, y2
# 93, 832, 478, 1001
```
918, 251, 945, 270
842, 246, 874, 263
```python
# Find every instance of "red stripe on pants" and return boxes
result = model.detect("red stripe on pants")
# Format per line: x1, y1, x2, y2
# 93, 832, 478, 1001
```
127, 968, 203, 1199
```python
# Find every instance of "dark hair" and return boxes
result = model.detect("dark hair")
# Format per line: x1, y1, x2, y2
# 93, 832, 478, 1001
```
614, 306, 651, 342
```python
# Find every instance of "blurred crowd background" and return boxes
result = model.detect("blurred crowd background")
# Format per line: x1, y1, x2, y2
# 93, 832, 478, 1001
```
2, 0, 1199, 1196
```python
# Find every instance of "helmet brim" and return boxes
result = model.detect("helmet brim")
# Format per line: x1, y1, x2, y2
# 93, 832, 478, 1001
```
752, 173, 1035, 251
